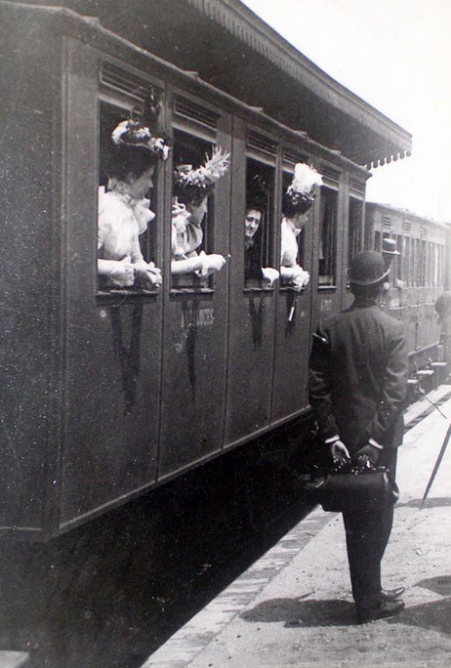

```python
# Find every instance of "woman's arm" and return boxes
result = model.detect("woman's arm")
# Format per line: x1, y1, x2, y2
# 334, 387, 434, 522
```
98, 257, 135, 286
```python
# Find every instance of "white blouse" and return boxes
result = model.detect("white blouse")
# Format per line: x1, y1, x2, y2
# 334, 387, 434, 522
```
281, 218, 301, 268
98, 187, 155, 263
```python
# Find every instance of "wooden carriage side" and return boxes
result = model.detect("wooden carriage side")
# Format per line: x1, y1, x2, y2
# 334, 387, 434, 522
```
0, 2, 411, 540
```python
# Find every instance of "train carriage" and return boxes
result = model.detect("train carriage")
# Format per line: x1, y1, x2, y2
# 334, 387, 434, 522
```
365, 202, 450, 373
0, 0, 413, 540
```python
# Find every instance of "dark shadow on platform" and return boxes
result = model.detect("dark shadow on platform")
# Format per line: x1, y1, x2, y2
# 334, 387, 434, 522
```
241, 597, 356, 627
387, 597, 451, 636
396, 497, 451, 509
416, 575, 451, 597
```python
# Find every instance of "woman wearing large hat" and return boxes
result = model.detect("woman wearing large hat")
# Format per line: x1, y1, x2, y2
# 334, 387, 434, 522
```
98, 118, 169, 289
171, 148, 229, 278
280, 163, 323, 289
309, 250, 409, 624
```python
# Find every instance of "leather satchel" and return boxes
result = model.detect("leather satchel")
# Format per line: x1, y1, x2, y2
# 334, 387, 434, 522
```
318, 462, 399, 514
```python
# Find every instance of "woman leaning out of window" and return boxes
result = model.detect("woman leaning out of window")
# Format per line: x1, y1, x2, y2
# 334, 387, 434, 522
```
171, 148, 229, 277
280, 163, 323, 289
97, 118, 169, 289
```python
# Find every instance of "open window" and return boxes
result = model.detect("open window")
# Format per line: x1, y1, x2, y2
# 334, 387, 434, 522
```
171, 130, 216, 290
244, 158, 275, 288
97, 101, 160, 296
318, 186, 338, 287
280, 170, 306, 273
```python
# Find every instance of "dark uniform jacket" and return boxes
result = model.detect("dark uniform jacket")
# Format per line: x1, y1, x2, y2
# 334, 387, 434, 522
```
245, 241, 264, 282
309, 297, 409, 453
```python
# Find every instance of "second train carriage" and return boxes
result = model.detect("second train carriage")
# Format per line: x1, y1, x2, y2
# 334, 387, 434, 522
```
0, 1, 414, 540
365, 202, 450, 375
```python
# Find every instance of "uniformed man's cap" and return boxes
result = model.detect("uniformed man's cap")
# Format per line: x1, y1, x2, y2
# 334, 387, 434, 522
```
348, 251, 391, 286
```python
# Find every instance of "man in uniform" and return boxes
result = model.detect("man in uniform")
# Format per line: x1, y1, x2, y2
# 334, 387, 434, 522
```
309, 250, 409, 623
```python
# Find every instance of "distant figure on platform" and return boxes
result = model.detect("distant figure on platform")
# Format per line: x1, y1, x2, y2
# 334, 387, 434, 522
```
280, 163, 322, 289
435, 291, 451, 379
98, 118, 169, 289
309, 250, 409, 624
171, 147, 229, 278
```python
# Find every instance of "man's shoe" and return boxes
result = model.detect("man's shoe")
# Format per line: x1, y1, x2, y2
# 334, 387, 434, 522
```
357, 599, 405, 624
380, 587, 405, 602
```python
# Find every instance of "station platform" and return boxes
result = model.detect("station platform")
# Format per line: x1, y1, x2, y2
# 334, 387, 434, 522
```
143, 386, 451, 668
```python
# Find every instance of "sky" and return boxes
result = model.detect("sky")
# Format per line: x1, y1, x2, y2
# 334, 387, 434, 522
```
240, 0, 451, 222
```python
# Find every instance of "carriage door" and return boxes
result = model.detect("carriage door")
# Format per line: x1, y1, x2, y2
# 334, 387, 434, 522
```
59, 47, 166, 531
158, 91, 231, 479
272, 149, 314, 421
224, 125, 279, 445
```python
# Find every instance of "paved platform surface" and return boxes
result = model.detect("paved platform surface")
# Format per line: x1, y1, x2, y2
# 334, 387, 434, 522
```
0, 652, 29, 668
143, 387, 451, 668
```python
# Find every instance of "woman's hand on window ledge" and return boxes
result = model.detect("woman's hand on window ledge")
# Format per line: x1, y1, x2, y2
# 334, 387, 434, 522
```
280, 265, 310, 290
135, 262, 162, 289
197, 251, 227, 277
261, 267, 280, 287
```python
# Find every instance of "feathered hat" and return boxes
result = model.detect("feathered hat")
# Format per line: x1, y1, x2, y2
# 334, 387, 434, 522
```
286, 163, 323, 215
111, 119, 170, 161
173, 147, 230, 204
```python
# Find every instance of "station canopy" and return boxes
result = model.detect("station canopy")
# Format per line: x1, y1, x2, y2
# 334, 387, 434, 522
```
6, 0, 412, 167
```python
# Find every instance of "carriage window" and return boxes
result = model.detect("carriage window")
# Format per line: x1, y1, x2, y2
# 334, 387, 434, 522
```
348, 197, 363, 265
439, 245, 445, 286
171, 130, 221, 289
318, 187, 338, 286
396, 234, 403, 281
281, 170, 306, 268
432, 243, 438, 286
244, 159, 275, 286
97, 102, 160, 294
420, 240, 427, 286
374, 231, 382, 253
404, 236, 411, 287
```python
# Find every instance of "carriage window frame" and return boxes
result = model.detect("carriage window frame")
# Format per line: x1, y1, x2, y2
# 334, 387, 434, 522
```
96, 97, 162, 304
348, 196, 364, 265
170, 128, 219, 295
278, 167, 312, 294
243, 156, 276, 292
243, 129, 278, 294
404, 236, 411, 287
318, 185, 338, 288
396, 234, 403, 281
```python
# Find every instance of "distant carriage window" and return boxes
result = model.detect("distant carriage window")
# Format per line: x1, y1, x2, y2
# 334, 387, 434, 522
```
171, 130, 228, 288
404, 236, 411, 287
244, 159, 278, 287
382, 232, 396, 281
318, 186, 338, 286
374, 231, 382, 253
420, 239, 427, 286
97, 102, 165, 292
413, 238, 419, 287
348, 197, 363, 264
396, 234, 403, 281
439, 245, 445, 286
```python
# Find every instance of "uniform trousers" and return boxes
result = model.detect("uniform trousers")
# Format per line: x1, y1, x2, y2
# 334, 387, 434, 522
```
342, 447, 398, 612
